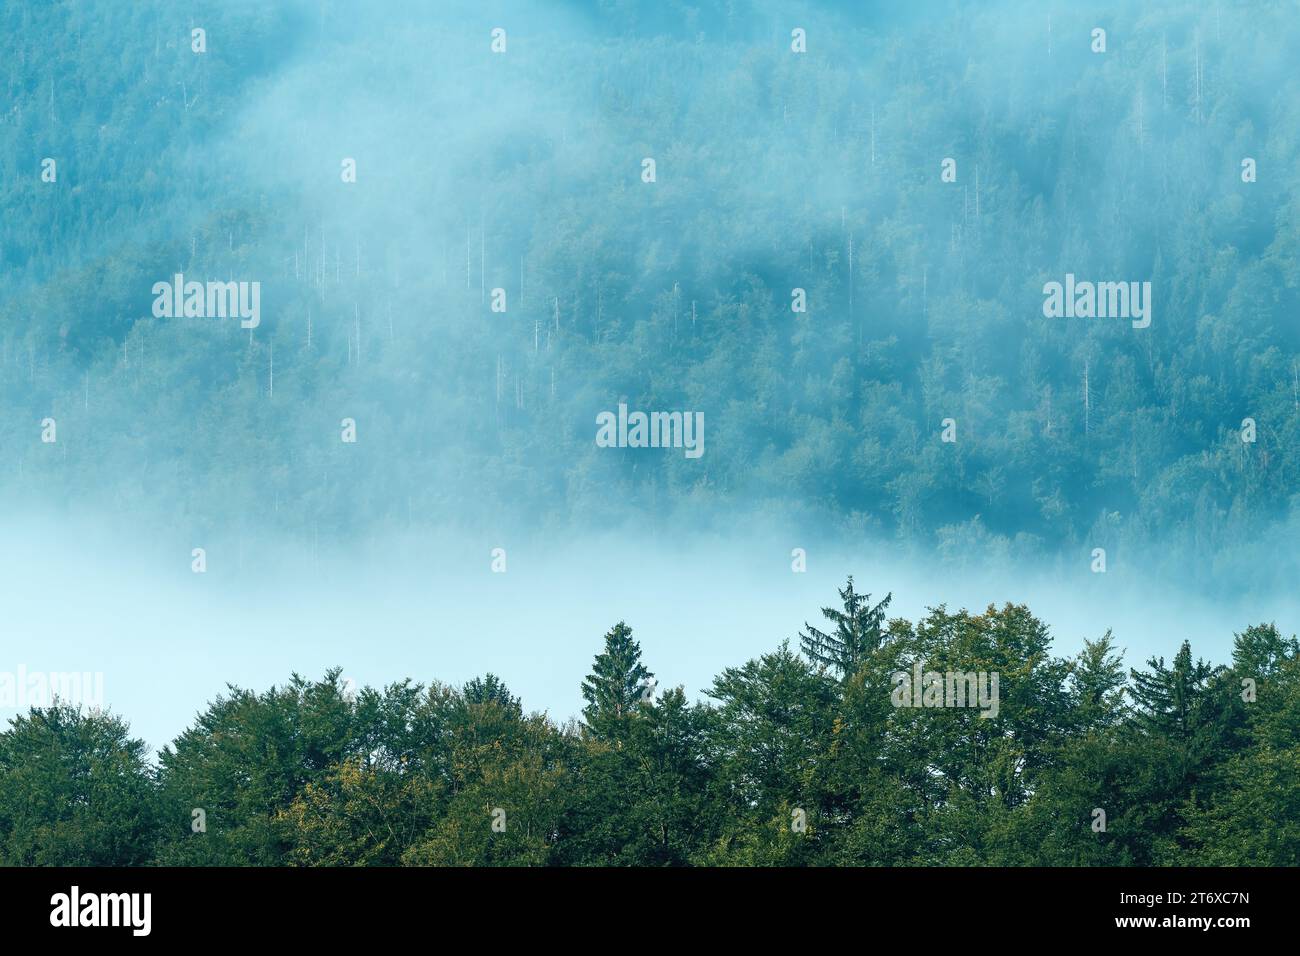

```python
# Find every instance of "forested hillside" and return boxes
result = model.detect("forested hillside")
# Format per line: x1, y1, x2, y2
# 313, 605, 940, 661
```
3, 0, 1299, 870
3, 1, 1300, 588
0, 581, 1295, 866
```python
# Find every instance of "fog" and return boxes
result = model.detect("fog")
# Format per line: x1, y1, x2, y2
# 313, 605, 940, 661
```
4, 0, 1299, 749
3, 506, 1294, 751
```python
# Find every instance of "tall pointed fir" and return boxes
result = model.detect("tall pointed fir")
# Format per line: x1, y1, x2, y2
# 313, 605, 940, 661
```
1128, 641, 1224, 740
798, 576, 892, 678
581, 622, 653, 738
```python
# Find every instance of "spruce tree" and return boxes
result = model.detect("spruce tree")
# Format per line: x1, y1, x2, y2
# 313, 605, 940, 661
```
1128, 641, 1222, 740
581, 622, 653, 737
798, 577, 892, 678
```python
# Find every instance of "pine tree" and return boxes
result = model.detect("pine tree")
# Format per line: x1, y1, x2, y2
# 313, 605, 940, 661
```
580, 622, 653, 737
798, 577, 892, 678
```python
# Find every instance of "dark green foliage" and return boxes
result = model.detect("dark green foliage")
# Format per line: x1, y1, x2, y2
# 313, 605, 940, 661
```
2, 3, 1298, 867
1129, 642, 1228, 741
580, 621, 653, 739
152, 669, 360, 865
1, 590, 1296, 866
798, 576, 892, 678
463, 674, 522, 717
0, 705, 158, 866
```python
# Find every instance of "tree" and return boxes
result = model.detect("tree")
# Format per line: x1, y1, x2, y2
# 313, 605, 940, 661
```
400, 707, 569, 867
463, 673, 522, 717
1121, 641, 1248, 863
0, 705, 158, 866
798, 576, 892, 678
154, 670, 359, 865
1178, 625, 1300, 864
278, 680, 442, 866
1069, 631, 1128, 732
1231, 623, 1299, 683
1128, 641, 1228, 741
557, 687, 718, 866
699, 642, 838, 864
279, 757, 441, 866
580, 622, 653, 738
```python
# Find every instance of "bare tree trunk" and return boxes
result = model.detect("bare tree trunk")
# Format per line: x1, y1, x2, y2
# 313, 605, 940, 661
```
1083, 359, 1091, 435
1162, 36, 1168, 110
1194, 31, 1202, 125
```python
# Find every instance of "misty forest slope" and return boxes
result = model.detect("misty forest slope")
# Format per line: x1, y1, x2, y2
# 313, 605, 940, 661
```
3, 0, 1300, 589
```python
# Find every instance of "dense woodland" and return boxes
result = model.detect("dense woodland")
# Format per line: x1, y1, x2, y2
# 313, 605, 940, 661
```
3, 2, 1300, 590
0, 579, 1296, 866
3, 2, 1299, 866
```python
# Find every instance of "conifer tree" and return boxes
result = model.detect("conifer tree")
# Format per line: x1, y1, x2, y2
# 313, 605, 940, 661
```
1128, 641, 1223, 740
798, 576, 892, 678
580, 622, 653, 737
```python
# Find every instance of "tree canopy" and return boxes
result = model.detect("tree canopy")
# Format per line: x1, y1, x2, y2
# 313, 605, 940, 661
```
1, 579, 1293, 867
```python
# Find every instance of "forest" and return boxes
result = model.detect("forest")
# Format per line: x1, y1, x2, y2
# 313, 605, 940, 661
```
0, 579, 1295, 867
3, 1, 1300, 594
2, 0, 1299, 868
